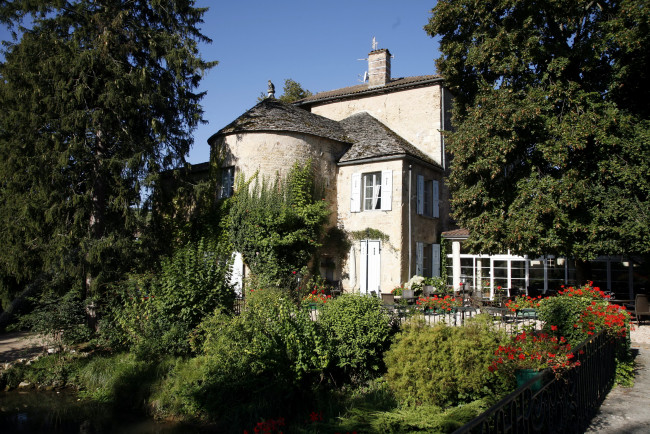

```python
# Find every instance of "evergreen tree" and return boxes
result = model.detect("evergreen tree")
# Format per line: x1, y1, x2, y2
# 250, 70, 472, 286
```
257, 78, 312, 103
426, 0, 650, 267
0, 1, 216, 300
278, 78, 312, 103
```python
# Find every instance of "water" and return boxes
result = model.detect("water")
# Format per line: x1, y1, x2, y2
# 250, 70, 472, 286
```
0, 390, 208, 434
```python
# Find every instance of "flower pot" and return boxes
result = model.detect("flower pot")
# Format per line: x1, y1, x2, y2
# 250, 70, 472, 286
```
515, 368, 542, 392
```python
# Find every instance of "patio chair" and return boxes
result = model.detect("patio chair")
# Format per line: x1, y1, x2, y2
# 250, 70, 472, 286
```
634, 294, 650, 326
381, 293, 395, 305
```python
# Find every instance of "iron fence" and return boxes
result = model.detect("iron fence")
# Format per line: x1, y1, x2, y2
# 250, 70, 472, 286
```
453, 331, 617, 434
385, 305, 542, 335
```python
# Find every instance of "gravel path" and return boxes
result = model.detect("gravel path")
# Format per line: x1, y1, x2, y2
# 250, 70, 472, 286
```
0, 332, 44, 364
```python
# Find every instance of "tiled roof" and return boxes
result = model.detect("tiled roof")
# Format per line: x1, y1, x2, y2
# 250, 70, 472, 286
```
339, 112, 441, 167
441, 228, 470, 238
295, 75, 443, 105
209, 98, 351, 144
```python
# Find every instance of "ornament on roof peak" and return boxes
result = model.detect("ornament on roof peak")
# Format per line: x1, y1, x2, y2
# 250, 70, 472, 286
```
267, 80, 275, 98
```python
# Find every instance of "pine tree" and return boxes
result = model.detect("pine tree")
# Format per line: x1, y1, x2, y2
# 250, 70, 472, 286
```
0, 1, 216, 300
426, 0, 650, 267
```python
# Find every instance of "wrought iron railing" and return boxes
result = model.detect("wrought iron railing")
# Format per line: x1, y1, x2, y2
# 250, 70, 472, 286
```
454, 331, 617, 434
385, 305, 541, 334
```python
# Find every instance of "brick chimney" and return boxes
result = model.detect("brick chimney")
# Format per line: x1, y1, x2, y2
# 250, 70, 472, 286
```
368, 48, 391, 87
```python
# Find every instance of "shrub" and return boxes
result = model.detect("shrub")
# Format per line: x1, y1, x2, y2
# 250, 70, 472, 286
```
23, 290, 92, 349
384, 315, 512, 407
100, 238, 234, 358
157, 237, 235, 324
318, 294, 393, 382
153, 289, 329, 425
227, 161, 330, 289
537, 294, 594, 346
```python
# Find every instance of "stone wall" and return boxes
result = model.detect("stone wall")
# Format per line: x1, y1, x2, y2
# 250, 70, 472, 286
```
213, 130, 348, 226
310, 84, 445, 166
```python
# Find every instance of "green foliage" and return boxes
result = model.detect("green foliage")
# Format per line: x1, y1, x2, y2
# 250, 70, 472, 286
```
158, 238, 235, 326
278, 78, 313, 103
0, 1, 216, 296
426, 0, 650, 259
228, 161, 330, 289
153, 288, 328, 425
334, 400, 490, 434
349, 227, 390, 243
100, 238, 234, 358
73, 353, 176, 412
318, 294, 393, 382
23, 290, 92, 349
537, 295, 595, 346
384, 316, 512, 407
258, 78, 312, 103
0, 352, 87, 390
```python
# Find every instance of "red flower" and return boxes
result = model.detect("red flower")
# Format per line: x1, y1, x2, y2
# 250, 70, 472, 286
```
551, 325, 558, 331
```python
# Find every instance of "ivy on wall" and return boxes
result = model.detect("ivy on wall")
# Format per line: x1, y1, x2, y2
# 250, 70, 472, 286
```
349, 228, 390, 243
227, 161, 330, 289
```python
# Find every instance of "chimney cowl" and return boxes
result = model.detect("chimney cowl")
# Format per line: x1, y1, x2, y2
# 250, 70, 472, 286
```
368, 48, 391, 87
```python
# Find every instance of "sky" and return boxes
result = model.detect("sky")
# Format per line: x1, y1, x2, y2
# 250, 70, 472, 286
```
0, 1, 441, 164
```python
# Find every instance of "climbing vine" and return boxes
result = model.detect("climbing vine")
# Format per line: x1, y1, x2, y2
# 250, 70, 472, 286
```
349, 228, 390, 243
227, 160, 330, 289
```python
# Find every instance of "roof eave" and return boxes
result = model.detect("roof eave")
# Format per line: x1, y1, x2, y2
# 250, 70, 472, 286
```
338, 154, 443, 171
295, 76, 445, 107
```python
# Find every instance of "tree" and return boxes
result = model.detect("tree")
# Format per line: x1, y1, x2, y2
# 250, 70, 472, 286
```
426, 0, 650, 266
0, 1, 216, 300
257, 78, 312, 103
278, 78, 312, 103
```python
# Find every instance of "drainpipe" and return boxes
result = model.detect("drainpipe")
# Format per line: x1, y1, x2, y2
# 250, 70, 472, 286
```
408, 164, 412, 279
440, 86, 446, 170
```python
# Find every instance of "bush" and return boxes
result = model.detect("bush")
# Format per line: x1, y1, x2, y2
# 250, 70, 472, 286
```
537, 295, 593, 346
100, 238, 234, 358
318, 294, 393, 383
23, 290, 92, 349
152, 288, 329, 425
157, 237, 235, 325
384, 315, 512, 407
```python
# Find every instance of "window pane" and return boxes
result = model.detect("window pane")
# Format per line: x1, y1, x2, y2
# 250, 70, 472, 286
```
529, 258, 544, 291
363, 172, 382, 210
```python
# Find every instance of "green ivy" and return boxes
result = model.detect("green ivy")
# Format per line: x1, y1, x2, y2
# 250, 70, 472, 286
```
349, 228, 390, 243
227, 161, 330, 289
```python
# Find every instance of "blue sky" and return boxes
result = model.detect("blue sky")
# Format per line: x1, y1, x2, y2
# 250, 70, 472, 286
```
1, 1, 441, 164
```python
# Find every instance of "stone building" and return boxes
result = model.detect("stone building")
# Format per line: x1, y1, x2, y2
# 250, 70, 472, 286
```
209, 47, 452, 295
207, 47, 648, 297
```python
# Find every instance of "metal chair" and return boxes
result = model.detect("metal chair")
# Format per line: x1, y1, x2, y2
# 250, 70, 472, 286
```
634, 294, 650, 326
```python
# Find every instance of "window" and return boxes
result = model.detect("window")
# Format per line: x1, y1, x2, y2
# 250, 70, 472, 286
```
350, 170, 392, 212
219, 166, 234, 199
415, 242, 440, 277
363, 172, 382, 210
417, 175, 439, 218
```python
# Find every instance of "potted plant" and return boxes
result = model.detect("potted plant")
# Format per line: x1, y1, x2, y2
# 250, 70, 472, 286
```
506, 295, 543, 318
416, 294, 463, 314
488, 330, 580, 390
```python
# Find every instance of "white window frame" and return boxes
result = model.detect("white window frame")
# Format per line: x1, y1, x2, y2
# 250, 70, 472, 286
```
351, 170, 392, 212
